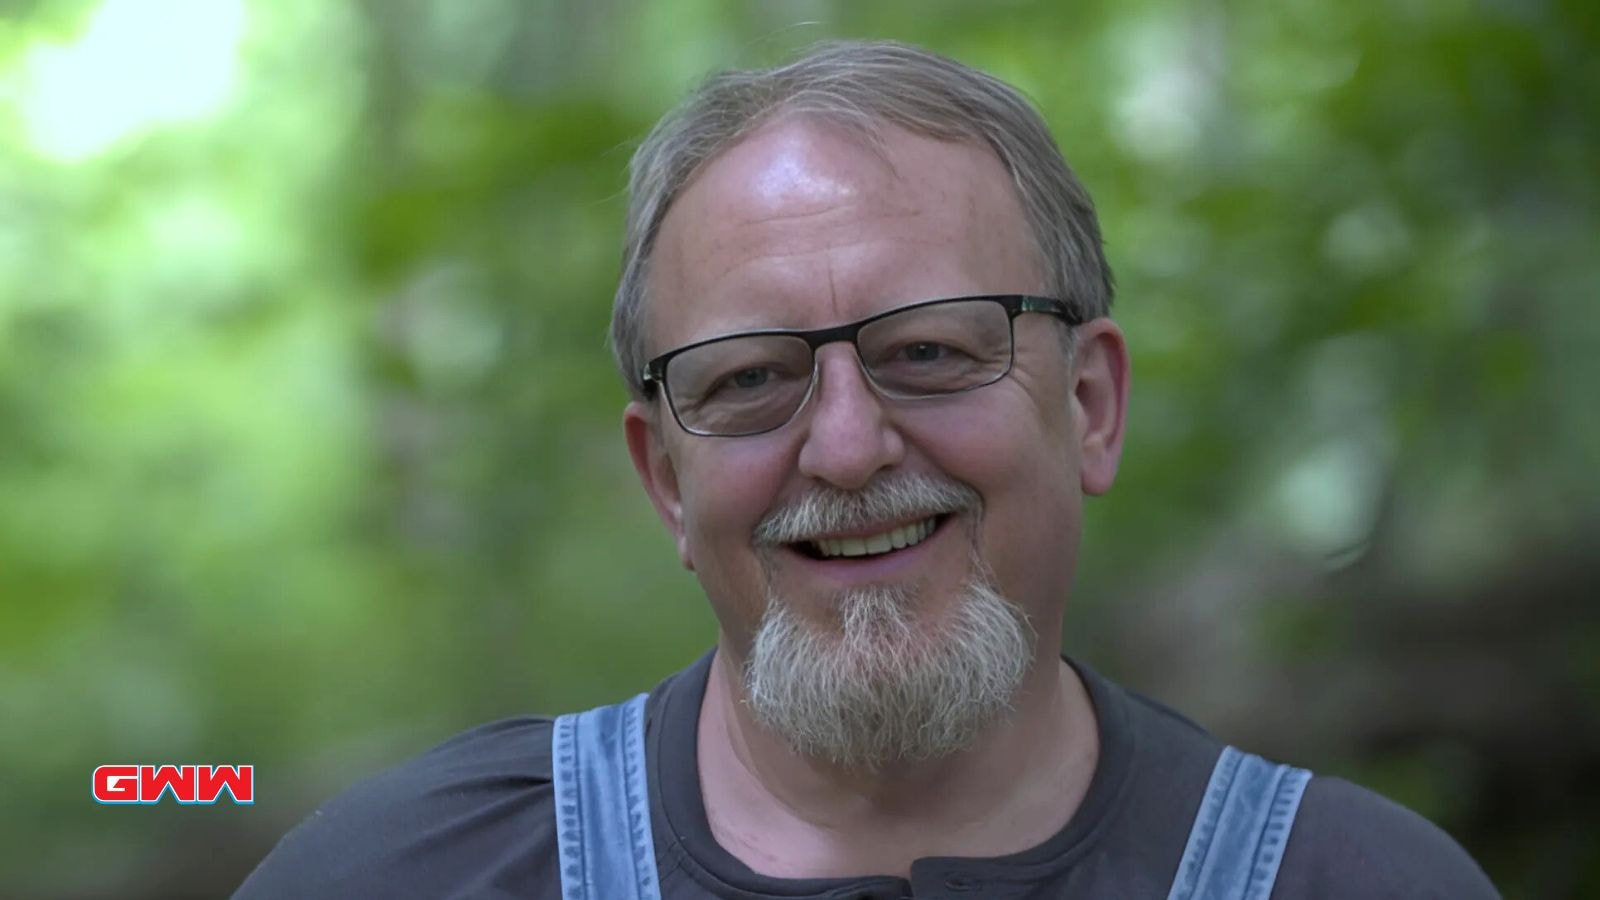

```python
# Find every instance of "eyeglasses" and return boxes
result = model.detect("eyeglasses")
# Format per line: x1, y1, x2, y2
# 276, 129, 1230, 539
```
641, 294, 1082, 437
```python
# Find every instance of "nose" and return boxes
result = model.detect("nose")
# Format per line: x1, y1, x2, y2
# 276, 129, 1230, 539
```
795, 344, 906, 490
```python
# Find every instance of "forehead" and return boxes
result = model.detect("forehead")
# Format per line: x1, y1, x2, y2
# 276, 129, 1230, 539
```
645, 117, 1042, 353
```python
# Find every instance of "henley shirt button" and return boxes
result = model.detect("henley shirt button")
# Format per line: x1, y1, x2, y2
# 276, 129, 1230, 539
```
942, 874, 978, 892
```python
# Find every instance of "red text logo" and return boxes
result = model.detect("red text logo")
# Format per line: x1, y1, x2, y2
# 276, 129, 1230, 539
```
92, 765, 254, 804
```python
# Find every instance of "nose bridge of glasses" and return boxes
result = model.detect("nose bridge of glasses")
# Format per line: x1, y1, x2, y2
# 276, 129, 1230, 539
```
799, 343, 923, 439
811, 340, 881, 401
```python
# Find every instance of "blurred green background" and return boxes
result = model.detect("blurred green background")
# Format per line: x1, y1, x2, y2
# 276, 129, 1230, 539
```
2, 0, 1596, 897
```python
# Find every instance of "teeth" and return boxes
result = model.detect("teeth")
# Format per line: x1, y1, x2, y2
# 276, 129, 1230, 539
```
810, 517, 939, 559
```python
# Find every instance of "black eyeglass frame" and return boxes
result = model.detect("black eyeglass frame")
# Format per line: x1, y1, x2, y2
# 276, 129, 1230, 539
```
640, 294, 1084, 438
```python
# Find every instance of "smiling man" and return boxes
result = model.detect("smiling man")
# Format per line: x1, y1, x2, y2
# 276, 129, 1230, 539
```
238, 40, 1499, 899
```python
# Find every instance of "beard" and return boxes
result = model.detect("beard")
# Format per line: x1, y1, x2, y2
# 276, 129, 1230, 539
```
744, 474, 1035, 771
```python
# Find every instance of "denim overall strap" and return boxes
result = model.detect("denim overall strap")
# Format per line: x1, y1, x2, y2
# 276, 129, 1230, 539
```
1166, 745, 1313, 900
552, 693, 662, 900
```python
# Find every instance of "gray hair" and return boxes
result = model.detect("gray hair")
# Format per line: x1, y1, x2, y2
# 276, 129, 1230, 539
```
609, 39, 1114, 399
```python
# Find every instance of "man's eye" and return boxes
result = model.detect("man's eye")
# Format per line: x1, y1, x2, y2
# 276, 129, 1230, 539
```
901, 342, 951, 362
728, 367, 771, 389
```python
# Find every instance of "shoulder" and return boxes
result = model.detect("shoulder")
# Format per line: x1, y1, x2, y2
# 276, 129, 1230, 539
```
1274, 774, 1500, 899
235, 716, 561, 900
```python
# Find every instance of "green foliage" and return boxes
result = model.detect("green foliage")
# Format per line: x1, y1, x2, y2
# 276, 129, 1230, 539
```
1, 0, 1595, 896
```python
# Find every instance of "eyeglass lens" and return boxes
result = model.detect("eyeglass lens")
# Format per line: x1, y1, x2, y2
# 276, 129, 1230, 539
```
664, 299, 1014, 436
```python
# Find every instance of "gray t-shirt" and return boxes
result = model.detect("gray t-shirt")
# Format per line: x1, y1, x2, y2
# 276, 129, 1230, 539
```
237, 652, 1499, 898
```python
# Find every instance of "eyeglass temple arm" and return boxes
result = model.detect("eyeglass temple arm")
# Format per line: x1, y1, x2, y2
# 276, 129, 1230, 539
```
1015, 295, 1084, 325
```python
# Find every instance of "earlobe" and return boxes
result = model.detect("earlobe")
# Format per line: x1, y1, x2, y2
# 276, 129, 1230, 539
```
1072, 319, 1130, 496
624, 401, 694, 569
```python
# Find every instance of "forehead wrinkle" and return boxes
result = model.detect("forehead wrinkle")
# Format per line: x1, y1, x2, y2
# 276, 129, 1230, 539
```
701, 209, 929, 284
685, 229, 974, 338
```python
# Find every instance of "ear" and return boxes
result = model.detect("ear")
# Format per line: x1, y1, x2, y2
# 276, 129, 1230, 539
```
1071, 318, 1130, 496
624, 400, 694, 570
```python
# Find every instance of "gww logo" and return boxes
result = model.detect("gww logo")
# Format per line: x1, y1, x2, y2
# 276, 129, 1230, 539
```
93, 765, 254, 804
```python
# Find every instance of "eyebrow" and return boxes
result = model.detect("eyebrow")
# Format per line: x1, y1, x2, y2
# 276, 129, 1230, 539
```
670, 292, 973, 347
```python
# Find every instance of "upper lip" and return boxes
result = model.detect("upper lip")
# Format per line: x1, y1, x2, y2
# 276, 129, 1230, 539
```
788, 514, 944, 544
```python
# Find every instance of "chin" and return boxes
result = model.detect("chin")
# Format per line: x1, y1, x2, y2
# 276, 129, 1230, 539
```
742, 574, 1035, 768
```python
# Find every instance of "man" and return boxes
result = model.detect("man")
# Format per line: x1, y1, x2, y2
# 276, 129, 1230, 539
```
239, 40, 1498, 898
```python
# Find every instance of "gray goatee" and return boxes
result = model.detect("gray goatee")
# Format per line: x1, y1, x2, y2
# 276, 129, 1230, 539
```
744, 474, 1035, 771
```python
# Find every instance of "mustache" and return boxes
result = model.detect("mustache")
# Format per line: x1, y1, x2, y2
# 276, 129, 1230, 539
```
752, 473, 980, 546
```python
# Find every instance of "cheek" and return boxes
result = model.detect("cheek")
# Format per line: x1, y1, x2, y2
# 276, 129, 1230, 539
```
903, 394, 1080, 598
983, 446, 1080, 611
680, 446, 783, 549
675, 438, 793, 607
907, 389, 1075, 499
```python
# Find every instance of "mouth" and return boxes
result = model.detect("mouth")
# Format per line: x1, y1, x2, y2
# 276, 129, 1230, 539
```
790, 514, 950, 562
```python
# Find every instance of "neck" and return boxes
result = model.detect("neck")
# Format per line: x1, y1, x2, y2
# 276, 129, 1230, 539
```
696, 642, 1100, 879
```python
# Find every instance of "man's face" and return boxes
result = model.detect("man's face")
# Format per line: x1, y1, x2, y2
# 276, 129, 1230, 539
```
625, 118, 1126, 724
